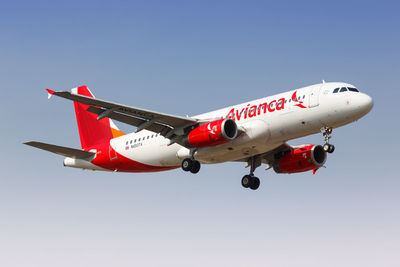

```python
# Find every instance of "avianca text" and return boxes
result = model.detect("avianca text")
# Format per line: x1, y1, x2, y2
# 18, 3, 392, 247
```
226, 98, 285, 121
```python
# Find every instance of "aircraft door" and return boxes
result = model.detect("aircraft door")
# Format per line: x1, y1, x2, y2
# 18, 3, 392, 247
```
308, 85, 322, 108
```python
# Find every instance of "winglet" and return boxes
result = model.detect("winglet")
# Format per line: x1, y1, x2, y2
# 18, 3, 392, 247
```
46, 88, 55, 99
313, 168, 319, 175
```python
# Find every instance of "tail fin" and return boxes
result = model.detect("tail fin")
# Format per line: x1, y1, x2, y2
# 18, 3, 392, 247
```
72, 86, 125, 150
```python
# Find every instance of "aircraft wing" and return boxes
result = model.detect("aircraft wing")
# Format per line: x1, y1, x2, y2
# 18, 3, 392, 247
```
260, 143, 292, 165
47, 89, 198, 139
24, 141, 95, 159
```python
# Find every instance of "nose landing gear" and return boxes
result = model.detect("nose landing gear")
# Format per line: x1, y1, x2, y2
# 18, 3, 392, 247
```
321, 127, 335, 153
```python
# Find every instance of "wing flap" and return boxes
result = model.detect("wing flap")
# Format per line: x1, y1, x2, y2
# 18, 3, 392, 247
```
24, 141, 95, 159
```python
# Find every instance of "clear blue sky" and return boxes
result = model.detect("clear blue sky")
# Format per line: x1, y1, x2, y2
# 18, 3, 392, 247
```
1, 1, 399, 266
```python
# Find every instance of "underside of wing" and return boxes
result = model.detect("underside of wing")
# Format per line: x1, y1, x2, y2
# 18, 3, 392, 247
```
48, 90, 198, 131
234, 142, 327, 175
86, 106, 174, 136
233, 143, 292, 166
24, 141, 95, 159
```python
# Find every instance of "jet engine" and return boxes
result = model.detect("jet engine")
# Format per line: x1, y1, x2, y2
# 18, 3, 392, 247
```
185, 118, 238, 147
273, 145, 326, 173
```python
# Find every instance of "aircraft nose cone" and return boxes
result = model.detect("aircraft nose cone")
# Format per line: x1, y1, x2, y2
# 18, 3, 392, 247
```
356, 93, 374, 116
362, 93, 373, 112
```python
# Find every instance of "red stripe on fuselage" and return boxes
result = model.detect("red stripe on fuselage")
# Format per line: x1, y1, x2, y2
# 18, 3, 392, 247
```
89, 142, 178, 173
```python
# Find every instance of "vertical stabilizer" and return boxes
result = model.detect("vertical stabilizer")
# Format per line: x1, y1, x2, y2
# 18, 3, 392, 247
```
72, 86, 125, 150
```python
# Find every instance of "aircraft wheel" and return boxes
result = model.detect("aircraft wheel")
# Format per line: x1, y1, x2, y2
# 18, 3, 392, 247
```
328, 144, 335, 153
181, 158, 193, 172
323, 143, 330, 152
249, 177, 260, 190
241, 175, 252, 188
190, 160, 201, 174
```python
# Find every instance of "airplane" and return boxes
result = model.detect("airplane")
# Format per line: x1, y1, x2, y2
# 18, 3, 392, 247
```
24, 81, 373, 190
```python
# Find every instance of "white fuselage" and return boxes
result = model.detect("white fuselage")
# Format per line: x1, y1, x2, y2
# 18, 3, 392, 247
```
107, 82, 373, 168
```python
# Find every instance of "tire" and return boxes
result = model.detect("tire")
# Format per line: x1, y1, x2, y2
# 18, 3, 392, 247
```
249, 177, 260, 190
241, 175, 251, 188
181, 158, 193, 172
190, 160, 201, 174
328, 144, 335, 153
323, 143, 330, 152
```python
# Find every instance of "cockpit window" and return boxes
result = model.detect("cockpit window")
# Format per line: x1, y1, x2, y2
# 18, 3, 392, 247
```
333, 87, 359, 93
347, 87, 359, 92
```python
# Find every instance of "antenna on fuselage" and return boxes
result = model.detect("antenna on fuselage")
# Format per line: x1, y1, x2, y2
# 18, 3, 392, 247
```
322, 79, 326, 84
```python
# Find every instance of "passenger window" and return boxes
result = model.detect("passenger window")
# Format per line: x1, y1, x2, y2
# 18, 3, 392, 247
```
348, 87, 359, 92
138, 138, 141, 141
130, 140, 132, 144
147, 136, 149, 139
340, 87, 347, 92
303, 95, 305, 99
333, 88, 339, 93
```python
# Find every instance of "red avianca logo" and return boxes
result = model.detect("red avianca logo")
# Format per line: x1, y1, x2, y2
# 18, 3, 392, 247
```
226, 90, 307, 121
292, 91, 307, 109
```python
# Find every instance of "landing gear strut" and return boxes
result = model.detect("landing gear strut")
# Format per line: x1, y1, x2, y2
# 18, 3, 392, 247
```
321, 127, 335, 153
241, 156, 261, 190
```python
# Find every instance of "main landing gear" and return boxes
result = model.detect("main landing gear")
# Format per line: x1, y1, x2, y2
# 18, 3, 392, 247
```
241, 156, 261, 190
181, 154, 262, 190
322, 127, 335, 153
181, 158, 201, 174
241, 175, 260, 190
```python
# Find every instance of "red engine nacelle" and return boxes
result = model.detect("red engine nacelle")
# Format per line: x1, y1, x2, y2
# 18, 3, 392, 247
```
273, 145, 327, 173
185, 118, 238, 147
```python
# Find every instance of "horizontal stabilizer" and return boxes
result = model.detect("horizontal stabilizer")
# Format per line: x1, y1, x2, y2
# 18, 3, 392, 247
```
24, 141, 95, 159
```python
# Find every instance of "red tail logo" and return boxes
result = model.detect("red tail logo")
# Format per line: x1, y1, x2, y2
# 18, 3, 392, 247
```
73, 86, 125, 150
